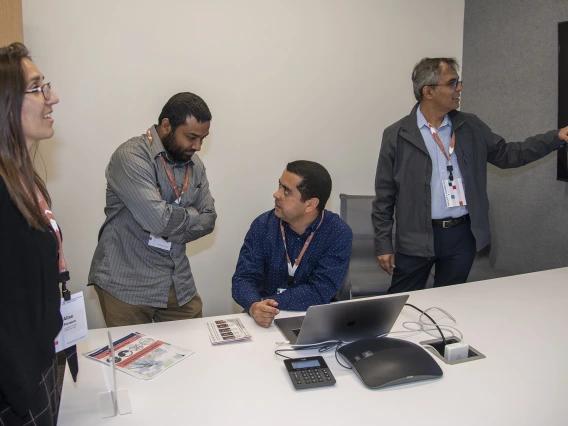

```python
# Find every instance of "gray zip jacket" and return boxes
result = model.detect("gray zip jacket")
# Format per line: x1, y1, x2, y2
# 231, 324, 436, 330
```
372, 103, 565, 258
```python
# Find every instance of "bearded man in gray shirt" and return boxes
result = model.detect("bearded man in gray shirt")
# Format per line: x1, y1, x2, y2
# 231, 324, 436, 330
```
89, 92, 216, 326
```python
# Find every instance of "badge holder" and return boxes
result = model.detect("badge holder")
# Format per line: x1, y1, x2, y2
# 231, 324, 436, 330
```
97, 331, 133, 418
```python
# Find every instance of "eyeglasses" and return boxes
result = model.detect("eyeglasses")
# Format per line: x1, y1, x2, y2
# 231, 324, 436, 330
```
24, 82, 52, 100
429, 79, 462, 90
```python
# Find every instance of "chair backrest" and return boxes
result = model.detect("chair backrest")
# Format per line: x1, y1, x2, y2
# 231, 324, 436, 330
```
339, 194, 376, 239
335, 195, 504, 296
335, 194, 392, 300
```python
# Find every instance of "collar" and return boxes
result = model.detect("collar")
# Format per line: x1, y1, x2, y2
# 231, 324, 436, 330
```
400, 104, 467, 154
402, 103, 467, 133
417, 104, 451, 131
448, 109, 466, 130
305, 210, 324, 234
148, 125, 193, 166
283, 210, 325, 238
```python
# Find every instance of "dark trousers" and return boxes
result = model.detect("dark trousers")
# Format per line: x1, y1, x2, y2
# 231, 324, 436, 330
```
387, 220, 476, 294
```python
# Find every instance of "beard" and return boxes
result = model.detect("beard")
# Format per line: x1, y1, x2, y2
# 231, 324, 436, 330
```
162, 130, 194, 163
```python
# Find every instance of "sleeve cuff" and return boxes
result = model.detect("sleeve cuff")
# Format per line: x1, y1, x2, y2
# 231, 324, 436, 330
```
242, 300, 254, 314
185, 205, 200, 226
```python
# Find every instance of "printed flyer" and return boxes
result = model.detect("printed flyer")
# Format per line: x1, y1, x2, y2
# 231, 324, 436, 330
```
84, 332, 194, 380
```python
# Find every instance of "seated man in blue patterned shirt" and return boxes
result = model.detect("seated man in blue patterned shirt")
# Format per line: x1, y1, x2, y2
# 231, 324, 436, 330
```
232, 161, 353, 327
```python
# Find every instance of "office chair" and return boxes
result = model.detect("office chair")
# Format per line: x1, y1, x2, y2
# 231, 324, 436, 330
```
335, 194, 398, 300
333, 194, 510, 301
466, 245, 511, 282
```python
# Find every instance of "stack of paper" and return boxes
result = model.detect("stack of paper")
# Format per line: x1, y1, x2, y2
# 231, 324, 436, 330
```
206, 318, 251, 344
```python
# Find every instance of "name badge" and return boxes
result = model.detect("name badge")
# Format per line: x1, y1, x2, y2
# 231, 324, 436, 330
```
443, 178, 467, 208
55, 291, 88, 353
287, 262, 297, 277
148, 234, 172, 251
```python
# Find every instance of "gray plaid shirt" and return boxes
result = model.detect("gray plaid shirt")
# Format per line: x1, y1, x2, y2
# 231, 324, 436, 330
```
88, 125, 216, 307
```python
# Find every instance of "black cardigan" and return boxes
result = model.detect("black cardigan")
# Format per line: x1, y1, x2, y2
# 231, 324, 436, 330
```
0, 176, 62, 417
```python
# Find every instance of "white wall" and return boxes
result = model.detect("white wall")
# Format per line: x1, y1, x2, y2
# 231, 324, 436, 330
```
22, 0, 464, 329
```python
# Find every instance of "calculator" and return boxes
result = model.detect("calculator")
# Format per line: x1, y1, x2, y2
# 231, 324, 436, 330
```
284, 356, 336, 389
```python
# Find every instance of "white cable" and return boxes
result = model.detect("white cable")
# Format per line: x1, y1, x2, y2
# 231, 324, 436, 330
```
420, 307, 457, 327
402, 305, 464, 342
421, 324, 463, 340
290, 339, 342, 349
380, 329, 423, 339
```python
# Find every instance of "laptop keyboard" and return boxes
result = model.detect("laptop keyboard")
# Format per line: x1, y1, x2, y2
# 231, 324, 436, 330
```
292, 329, 301, 336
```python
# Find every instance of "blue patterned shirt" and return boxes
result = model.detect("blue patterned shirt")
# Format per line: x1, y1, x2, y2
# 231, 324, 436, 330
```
232, 209, 352, 312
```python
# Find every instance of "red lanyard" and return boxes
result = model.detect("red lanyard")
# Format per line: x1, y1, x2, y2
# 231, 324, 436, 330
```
147, 129, 190, 203
427, 123, 455, 181
279, 211, 325, 272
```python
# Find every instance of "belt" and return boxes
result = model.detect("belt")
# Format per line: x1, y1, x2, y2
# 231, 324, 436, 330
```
432, 214, 470, 229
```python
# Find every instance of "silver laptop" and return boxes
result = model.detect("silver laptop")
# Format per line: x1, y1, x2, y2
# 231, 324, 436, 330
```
274, 294, 409, 346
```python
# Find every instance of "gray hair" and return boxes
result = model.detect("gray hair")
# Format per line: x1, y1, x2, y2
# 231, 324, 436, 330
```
412, 57, 459, 102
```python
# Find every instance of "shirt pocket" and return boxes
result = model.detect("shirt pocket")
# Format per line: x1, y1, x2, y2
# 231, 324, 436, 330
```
181, 179, 202, 207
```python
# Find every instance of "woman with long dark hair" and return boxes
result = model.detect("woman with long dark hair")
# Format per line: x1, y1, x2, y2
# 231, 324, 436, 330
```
0, 42, 64, 425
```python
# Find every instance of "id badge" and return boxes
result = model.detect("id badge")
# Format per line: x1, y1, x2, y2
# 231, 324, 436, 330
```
287, 262, 297, 277
442, 178, 467, 208
148, 234, 172, 251
54, 291, 88, 353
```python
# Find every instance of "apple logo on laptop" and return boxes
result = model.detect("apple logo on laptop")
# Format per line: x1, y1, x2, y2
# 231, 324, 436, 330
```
347, 321, 357, 327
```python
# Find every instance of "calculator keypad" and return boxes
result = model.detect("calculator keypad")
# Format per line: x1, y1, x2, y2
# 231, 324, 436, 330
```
287, 366, 336, 389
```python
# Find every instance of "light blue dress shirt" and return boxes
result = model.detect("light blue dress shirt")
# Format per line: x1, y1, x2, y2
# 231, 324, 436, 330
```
417, 105, 468, 219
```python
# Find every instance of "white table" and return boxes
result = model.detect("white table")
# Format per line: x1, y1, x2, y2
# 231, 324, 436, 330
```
58, 268, 568, 426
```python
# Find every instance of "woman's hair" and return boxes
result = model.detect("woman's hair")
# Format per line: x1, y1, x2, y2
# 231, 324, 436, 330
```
0, 42, 51, 229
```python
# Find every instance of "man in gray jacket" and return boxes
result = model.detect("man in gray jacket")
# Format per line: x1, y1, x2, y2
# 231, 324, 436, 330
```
372, 57, 568, 294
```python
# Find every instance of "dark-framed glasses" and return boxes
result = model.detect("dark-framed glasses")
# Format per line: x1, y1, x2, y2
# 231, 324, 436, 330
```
24, 82, 51, 100
430, 79, 462, 90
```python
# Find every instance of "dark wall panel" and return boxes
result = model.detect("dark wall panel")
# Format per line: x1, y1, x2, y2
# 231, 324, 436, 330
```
558, 22, 568, 181
462, 0, 568, 274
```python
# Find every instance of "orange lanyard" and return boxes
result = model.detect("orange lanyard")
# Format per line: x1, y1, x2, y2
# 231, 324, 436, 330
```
147, 129, 190, 204
279, 211, 325, 275
427, 123, 455, 181
26, 183, 71, 299
34, 186, 68, 276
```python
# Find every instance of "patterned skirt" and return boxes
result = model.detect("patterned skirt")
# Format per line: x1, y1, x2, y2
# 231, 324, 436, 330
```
0, 356, 60, 426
